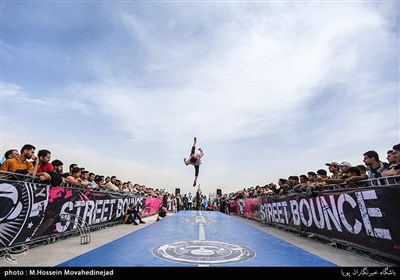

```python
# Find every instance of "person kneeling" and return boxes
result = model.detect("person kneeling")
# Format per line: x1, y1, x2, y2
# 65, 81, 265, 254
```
127, 203, 145, 225
156, 204, 168, 221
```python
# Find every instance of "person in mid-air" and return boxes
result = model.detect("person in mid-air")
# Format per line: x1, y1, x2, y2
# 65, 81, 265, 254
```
184, 137, 204, 187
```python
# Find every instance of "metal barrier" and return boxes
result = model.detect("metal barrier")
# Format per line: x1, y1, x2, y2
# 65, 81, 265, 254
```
59, 214, 91, 245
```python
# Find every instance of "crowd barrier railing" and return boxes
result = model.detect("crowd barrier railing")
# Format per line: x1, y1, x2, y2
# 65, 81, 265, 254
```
0, 176, 162, 252
229, 177, 400, 262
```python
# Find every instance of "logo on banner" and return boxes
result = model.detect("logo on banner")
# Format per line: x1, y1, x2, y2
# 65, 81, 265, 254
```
0, 182, 49, 247
152, 240, 255, 264
183, 216, 214, 225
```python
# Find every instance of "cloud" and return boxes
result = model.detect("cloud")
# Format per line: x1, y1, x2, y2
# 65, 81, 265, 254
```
1, 2, 398, 194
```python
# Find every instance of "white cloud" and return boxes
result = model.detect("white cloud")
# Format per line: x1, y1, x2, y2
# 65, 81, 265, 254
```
1, 2, 398, 194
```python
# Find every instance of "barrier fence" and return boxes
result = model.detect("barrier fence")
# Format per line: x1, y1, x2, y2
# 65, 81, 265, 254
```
0, 179, 161, 250
229, 182, 400, 262
1, 176, 399, 262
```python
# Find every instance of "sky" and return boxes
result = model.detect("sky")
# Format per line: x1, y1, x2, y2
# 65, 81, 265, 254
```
1, 1, 399, 196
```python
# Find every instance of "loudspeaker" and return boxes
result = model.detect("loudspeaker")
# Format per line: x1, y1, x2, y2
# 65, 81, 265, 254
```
217, 189, 222, 196
175, 188, 180, 196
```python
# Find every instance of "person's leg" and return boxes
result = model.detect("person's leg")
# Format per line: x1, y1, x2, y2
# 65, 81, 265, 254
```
128, 213, 134, 224
134, 212, 145, 223
130, 214, 138, 225
193, 165, 199, 186
190, 137, 197, 155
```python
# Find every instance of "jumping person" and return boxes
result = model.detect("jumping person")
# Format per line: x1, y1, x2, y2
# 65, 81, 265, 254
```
184, 137, 204, 187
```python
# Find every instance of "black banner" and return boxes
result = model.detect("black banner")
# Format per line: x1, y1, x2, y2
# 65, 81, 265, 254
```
260, 185, 400, 261
0, 181, 140, 248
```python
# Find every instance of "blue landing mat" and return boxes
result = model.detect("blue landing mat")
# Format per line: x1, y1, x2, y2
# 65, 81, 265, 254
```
58, 211, 336, 267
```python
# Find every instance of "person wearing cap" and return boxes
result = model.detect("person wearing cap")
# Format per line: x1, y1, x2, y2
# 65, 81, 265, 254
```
325, 162, 342, 179
338, 161, 352, 179
321, 162, 351, 185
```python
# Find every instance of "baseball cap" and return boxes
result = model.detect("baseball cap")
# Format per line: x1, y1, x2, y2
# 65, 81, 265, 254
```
325, 162, 339, 166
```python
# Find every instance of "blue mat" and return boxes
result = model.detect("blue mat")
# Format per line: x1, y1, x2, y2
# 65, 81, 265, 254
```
58, 211, 336, 267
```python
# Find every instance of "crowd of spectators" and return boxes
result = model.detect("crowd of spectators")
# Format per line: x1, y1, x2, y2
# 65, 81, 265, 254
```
1, 143, 399, 215
0, 144, 171, 200
224, 143, 400, 202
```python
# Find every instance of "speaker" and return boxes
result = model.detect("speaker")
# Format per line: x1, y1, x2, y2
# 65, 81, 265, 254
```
175, 188, 180, 196
217, 189, 222, 196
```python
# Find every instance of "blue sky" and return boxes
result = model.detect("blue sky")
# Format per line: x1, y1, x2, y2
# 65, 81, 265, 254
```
1, 1, 399, 196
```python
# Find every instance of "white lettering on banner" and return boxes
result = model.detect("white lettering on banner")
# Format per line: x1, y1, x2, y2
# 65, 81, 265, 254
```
55, 197, 135, 232
93, 200, 103, 224
337, 193, 362, 234
56, 201, 73, 232
101, 199, 109, 223
261, 190, 392, 240
34, 185, 47, 198
299, 199, 312, 227
320, 196, 341, 232
266, 203, 273, 222
290, 200, 300, 225
260, 204, 266, 221
73, 201, 86, 229
310, 198, 324, 229
108, 199, 116, 220
355, 190, 392, 240
277, 202, 285, 224
281, 201, 288, 224
83, 200, 95, 225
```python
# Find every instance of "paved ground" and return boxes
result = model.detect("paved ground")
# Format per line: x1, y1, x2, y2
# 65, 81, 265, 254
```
0, 212, 391, 267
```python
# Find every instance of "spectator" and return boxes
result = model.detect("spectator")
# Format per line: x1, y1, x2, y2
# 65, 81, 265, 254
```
64, 166, 83, 187
338, 162, 352, 179
363, 150, 386, 179
126, 203, 145, 225
105, 176, 119, 192
1, 149, 19, 165
156, 204, 168, 221
325, 162, 342, 179
382, 144, 400, 177
62, 163, 78, 178
51, 159, 64, 176
345, 166, 366, 185
1, 144, 38, 176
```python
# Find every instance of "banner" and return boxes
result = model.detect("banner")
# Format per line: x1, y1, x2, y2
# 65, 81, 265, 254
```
244, 197, 260, 220
139, 197, 163, 217
0, 181, 143, 248
259, 186, 400, 261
